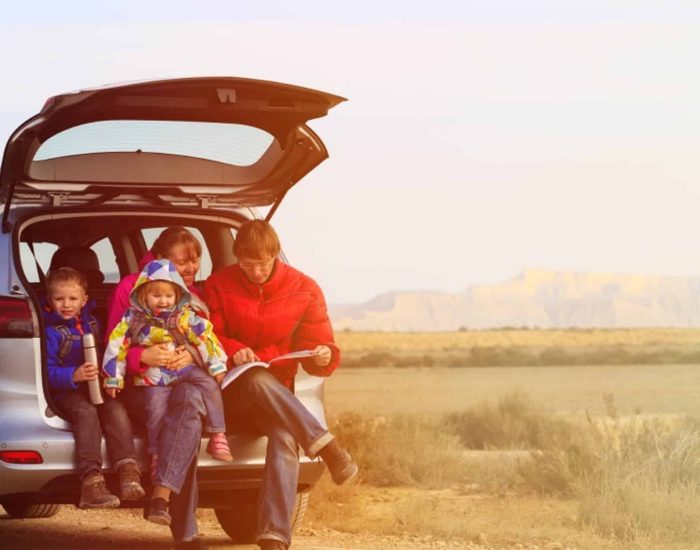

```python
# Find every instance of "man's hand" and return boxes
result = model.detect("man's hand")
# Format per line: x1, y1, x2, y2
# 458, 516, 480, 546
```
233, 347, 259, 366
105, 388, 118, 399
313, 345, 332, 367
214, 373, 225, 384
73, 362, 98, 383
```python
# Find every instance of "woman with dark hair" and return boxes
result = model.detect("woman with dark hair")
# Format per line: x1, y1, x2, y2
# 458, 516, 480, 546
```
106, 226, 208, 548
204, 220, 357, 550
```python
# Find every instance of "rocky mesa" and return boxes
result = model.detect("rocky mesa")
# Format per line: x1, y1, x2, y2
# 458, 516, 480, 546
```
329, 269, 700, 331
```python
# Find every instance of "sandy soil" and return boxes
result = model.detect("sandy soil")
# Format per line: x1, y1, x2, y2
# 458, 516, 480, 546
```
0, 504, 572, 550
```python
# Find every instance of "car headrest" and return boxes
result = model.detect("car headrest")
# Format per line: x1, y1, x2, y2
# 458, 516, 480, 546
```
49, 246, 105, 286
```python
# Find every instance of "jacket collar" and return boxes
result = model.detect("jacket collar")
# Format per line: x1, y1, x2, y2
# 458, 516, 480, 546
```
234, 259, 288, 299
42, 299, 96, 328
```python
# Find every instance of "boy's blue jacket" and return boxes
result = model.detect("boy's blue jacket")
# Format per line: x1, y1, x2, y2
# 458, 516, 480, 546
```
42, 300, 100, 394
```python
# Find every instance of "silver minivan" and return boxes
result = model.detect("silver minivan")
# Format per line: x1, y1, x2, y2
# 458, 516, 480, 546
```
0, 77, 345, 542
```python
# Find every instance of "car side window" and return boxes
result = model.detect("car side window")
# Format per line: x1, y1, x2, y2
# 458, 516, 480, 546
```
142, 226, 212, 280
229, 227, 238, 262
19, 242, 57, 283
90, 238, 120, 282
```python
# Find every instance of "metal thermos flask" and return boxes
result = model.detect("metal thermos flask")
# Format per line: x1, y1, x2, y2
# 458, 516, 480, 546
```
82, 332, 104, 405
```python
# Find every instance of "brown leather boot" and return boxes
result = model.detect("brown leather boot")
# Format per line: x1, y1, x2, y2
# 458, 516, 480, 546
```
118, 462, 145, 501
79, 471, 120, 509
318, 438, 359, 485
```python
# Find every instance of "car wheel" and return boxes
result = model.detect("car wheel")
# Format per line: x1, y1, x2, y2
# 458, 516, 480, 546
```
215, 490, 310, 543
1, 500, 61, 518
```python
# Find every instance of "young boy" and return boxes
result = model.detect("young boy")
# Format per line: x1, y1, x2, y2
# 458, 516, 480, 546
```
102, 259, 232, 525
43, 267, 145, 509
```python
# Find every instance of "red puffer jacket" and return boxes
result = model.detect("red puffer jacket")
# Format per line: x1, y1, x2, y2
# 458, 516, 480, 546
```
203, 261, 340, 389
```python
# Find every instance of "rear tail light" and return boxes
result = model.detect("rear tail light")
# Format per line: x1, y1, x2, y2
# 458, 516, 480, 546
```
0, 450, 43, 464
0, 296, 34, 337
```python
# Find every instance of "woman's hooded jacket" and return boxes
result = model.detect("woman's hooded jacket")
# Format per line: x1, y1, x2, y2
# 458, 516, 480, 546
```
102, 259, 227, 388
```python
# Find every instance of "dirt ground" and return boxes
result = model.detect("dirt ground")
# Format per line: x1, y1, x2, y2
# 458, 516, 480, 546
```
0, 501, 574, 550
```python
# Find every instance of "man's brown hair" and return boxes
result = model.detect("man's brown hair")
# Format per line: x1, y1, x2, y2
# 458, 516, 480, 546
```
233, 220, 281, 260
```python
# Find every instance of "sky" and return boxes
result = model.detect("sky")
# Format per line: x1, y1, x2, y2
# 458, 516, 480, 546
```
2, 1, 700, 304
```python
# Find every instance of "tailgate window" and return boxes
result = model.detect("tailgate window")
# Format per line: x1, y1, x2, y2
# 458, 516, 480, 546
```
34, 120, 274, 166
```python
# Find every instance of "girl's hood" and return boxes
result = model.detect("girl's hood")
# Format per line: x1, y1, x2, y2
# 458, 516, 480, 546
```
129, 259, 191, 313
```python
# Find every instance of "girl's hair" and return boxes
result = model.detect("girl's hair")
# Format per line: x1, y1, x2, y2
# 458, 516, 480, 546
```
46, 267, 88, 295
152, 226, 202, 260
135, 280, 181, 309
233, 220, 281, 260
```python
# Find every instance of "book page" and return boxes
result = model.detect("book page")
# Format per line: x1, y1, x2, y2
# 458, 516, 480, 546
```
220, 349, 320, 390
268, 349, 320, 363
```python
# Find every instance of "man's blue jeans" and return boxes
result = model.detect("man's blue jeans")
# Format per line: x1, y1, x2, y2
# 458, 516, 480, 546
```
223, 367, 333, 547
123, 382, 205, 543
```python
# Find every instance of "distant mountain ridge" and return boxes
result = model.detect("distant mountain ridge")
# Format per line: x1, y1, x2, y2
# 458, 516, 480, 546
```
329, 269, 700, 331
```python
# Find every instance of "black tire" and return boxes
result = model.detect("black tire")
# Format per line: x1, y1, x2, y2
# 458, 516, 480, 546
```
215, 490, 310, 543
215, 493, 257, 543
2, 500, 61, 518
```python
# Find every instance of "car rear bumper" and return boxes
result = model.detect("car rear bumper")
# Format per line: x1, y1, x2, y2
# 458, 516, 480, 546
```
0, 438, 325, 507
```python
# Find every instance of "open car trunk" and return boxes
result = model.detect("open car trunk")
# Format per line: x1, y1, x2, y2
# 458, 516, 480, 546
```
1, 77, 345, 229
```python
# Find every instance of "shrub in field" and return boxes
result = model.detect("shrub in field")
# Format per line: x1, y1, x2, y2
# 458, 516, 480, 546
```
575, 422, 700, 542
517, 432, 603, 497
445, 391, 573, 450
325, 384, 700, 546
513, 398, 700, 543
329, 412, 466, 488
468, 346, 537, 366
337, 328, 700, 367
342, 352, 436, 368
343, 351, 396, 367
538, 347, 573, 365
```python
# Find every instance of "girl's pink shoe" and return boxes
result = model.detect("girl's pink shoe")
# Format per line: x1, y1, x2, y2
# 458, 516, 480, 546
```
207, 433, 233, 462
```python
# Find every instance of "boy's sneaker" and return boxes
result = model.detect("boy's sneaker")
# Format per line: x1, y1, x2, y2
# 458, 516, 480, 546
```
206, 433, 233, 462
79, 471, 121, 509
318, 439, 359, 485
118, 462, 145, 501
147, 497, 172, 526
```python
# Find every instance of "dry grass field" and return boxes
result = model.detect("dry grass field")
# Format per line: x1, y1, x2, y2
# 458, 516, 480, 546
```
336, 328, 700, 369
336, 328, 700, 353
325, 364, 700, 417
304, 329, 700, 549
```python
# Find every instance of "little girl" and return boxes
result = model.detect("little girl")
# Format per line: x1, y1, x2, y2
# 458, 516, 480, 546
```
103, 259, 232, 525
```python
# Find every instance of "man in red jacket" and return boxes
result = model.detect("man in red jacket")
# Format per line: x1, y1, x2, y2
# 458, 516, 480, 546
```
204, 220, 357, 550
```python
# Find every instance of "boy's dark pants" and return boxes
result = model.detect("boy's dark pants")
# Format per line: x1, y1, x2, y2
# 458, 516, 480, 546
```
53, 387, 137, 479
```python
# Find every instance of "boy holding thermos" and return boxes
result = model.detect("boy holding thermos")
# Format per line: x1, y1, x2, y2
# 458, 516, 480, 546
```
42, 267, 144, 509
